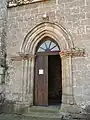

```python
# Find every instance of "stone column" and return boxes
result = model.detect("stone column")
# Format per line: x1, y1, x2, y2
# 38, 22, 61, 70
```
59, 49, 85, 113
10, 54, 35, 113
61, 54, 74, 105
22, 56, 35, 105
59, 53, 74, 113
16, 53, 36, 105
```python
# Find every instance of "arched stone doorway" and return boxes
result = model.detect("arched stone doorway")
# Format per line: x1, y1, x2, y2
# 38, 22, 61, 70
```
20, 22, 74, 110
10, 22, 85, 114
34, 37, 62, 106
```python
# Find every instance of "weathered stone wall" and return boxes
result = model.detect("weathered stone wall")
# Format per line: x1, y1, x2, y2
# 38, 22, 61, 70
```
0, 0, 7, 94
72, 56, 90, 111
6, 0, 90, 113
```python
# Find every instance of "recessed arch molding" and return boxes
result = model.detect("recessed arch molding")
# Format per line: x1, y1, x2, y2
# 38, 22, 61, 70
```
21, 22, 74, 54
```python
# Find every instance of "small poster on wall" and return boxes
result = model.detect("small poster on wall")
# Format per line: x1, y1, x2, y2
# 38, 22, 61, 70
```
39, 69, 44, 75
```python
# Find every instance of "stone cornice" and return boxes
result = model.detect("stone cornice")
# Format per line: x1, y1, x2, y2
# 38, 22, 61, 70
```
7, 0, 47, 7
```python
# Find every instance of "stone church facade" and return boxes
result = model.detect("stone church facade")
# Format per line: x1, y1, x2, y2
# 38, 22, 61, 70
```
0, 0, 90, 115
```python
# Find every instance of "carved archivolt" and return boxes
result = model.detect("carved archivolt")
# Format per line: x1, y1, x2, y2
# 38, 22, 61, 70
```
21, 22, 74, 55
11, 22, 86, 61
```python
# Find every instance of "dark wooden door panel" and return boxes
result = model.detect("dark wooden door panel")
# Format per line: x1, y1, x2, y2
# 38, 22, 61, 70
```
34, 55, 48, 106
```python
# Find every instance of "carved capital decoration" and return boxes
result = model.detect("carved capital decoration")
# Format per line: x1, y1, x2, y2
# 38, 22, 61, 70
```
8, 0, 48, 7
59, 48, 86, 58
11, 52, 35, 61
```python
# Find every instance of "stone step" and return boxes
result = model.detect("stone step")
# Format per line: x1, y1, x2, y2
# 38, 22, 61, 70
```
23, 113, 63, 120
0, 113, 62, 120
0, 113, 87, 120
23, 106, 64, 120
28, 106, 60, 113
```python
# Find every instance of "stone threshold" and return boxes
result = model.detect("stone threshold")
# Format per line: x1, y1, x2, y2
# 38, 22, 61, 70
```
29, 105, 60, 113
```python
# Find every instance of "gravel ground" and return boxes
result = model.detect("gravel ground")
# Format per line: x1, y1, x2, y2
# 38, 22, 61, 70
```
0, 114, 23, 120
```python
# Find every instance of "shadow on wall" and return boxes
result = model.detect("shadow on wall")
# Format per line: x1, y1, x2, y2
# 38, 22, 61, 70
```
0, 92, 5, 113
85, 105, 90, 113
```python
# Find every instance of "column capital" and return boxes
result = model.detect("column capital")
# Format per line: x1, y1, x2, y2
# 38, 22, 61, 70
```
11, 52, 35, 61
59, 48, 85, 58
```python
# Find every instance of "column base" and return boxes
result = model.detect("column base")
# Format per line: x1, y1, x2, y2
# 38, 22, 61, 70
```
2, 101, 29, 114
59, 103, 82, 114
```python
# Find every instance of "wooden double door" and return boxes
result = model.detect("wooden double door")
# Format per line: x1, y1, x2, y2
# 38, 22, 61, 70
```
34, 53, 62, 106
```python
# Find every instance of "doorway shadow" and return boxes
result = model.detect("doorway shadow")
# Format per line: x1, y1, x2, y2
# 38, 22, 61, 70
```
48, 55, 62, 106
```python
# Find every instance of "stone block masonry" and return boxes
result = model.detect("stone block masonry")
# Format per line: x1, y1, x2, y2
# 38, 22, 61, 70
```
7, 0, 90, 107
0, 0, 90, 117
